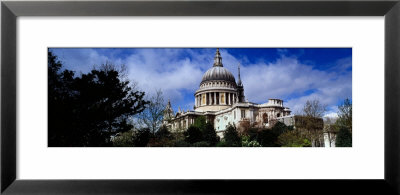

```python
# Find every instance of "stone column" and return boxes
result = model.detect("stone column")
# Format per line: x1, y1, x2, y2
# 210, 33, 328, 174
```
214, 92, 216, 105
228, 93, 231, 105
224, 92, 226, 105
209, 92, 212, 105
195, 96, 197, 107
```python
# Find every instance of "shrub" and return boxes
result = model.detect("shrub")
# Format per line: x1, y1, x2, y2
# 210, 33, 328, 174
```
156, 125, 171, 139
241, 136, 261, 147
112, 131, 134, 147
244, 128, 259, 141
223, 124, 241, 147
336, 127, 352, 147
185, 126, 203, 144
257, 129, 278, 147
216, 141, 228, 147
192, 141, 210, 147
277, 130, 311, 147
174, 140, 192, 147
271, 121, 289, 135
193, 116, 207, 129
133, 128, 150, 147
202, 122, 219, 146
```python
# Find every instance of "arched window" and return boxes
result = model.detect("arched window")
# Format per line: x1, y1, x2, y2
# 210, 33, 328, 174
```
263, 113, 268, 123
277, 113, 281, 118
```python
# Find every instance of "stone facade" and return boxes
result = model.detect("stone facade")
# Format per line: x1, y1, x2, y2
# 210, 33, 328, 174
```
163, 49, 293, 136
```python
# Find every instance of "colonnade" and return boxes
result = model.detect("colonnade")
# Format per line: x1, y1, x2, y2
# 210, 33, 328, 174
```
172, 117, 196, 130
195, 92, 236, 107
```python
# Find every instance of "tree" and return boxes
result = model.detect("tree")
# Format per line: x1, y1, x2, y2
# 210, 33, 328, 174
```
190, 116, 219, 146
301, 99, 326, 147
336, 98, 352, 133
277, 130, 311, 147
323, 123, 338, 147
48, 51, 79, 146
223, 124, 241, 147
193, 116, 207, 129
256, 129, 277, 147
156, 125, 171, 139
112, 131, 135, 147
202, 122, 219, 146
148, 125, 174, 147
185, 126, 203, 144
271, 121, 290, 135
73, 64, 149, 146
133, 128, 151, 147
252, 122, 291, 147
302, 99, 327, 118
137, 89, 166, 135
336, 127, 352, 147
48, 51, 149, 146
243, 128, 259, 141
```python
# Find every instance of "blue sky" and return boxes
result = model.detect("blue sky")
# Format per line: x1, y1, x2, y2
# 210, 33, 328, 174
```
50, 48, 352, 117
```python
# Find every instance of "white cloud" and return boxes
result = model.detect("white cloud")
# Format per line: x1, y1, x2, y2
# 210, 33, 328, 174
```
324, 112, 339, 119
51, 48, 352, 114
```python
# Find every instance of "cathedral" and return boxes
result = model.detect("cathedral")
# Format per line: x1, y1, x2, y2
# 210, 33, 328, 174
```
163, 49, 292, 137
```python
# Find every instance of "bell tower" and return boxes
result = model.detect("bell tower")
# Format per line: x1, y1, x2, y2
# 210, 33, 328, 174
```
237, 63, 245, 103
163, 99, 174, 124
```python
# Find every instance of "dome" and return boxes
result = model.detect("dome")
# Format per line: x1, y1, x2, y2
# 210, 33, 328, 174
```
200, 48, 236, 84
201, 66, 236, 84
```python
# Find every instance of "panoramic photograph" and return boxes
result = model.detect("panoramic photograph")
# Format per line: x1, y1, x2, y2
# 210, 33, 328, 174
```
48, 48, 352, 147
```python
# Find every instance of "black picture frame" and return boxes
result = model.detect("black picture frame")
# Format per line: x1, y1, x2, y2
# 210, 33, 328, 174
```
1, 0, 399, 194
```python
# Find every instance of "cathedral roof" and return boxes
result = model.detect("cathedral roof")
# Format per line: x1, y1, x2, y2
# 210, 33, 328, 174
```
200, 49, 236, 84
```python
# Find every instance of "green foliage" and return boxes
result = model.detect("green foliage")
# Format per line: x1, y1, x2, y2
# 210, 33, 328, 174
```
48, 51, 149, 146
333, 98, 352, 147
185, 126, 203, 144
112, 128, 151, 147
148, 125, 175, 147
156, 125, 171, 139
271, 121, 290, 135
336, 127, 352, 147
255, 122, 291, 147
216, 141, 228, 147
256, 130, 278, 147
173, 140, 192, 147
112, 131, 134, 147
223, 124, 241, 147
193, 116, 207, 129
243, 128, 259, 141
192, 141, 211, 147
277, 130, 311, 147
241, 136, 261, 147
202, 122, 220, 146
336, 98, 352, 132
133, 128, 151, 147
185, 116, 219, 146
